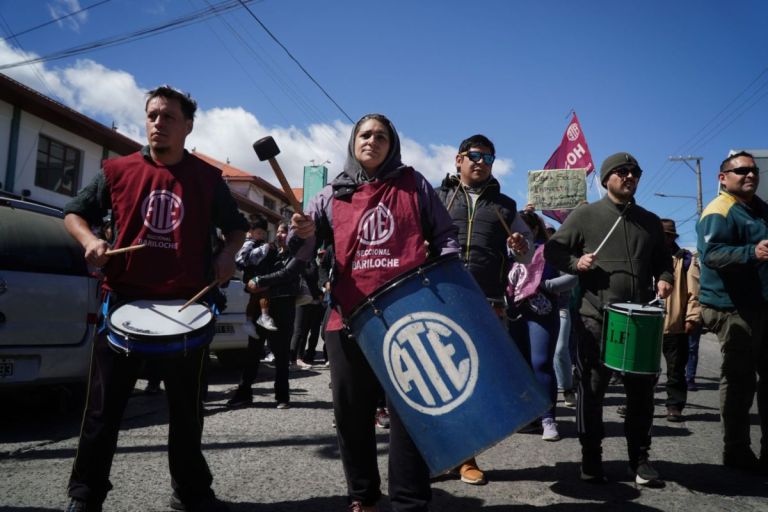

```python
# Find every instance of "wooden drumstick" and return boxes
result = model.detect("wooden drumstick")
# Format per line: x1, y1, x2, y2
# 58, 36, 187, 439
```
178, 279, 219, 313
105, 244, 145, 256
494, 207, 514, 237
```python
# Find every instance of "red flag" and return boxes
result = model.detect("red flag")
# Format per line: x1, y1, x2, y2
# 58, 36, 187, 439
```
542, 112, 595, 223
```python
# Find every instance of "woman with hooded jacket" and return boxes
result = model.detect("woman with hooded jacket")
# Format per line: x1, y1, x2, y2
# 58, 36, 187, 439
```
289, 113, 459, 512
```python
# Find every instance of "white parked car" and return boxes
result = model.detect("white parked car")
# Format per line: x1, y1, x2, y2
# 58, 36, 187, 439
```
0, 196, 100, 387
210, 276, 250, 365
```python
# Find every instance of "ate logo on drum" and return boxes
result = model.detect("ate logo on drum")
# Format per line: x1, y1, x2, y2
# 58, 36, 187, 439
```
358, 203, 395, 246
383, 312, 479, 416
142, 190, 184, 234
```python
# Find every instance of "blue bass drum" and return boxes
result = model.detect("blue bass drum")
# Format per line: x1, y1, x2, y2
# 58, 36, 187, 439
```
348, 254, 549, 476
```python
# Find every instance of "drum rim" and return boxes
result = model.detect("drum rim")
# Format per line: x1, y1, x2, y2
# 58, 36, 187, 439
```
605, 302, 664, 315
347, 253, 460, 322
107, 299, 214, 342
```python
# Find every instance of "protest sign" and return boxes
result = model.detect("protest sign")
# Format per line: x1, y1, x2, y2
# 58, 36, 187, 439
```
528, 168, 587, 211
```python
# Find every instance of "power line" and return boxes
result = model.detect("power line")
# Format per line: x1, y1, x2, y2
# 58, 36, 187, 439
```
200, 1, 346, 157
0, 0, 113, 41
638, 67, 768, 205
0, 0, 255, 71
236, 0, 354, 123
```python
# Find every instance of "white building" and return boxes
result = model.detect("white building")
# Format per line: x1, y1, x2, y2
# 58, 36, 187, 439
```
0, 73, 297, 225
0, 73, 140, 209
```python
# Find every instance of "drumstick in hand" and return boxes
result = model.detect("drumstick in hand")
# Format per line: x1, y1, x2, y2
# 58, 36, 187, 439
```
105, 244, 145, 256
494, 207, 513, 237
178, 279, 219, 312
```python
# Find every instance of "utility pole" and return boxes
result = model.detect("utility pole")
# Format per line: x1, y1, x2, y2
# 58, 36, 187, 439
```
669, 155, 703, 217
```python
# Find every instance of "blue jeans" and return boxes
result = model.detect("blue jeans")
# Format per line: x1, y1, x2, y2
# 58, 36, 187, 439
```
509, 307, 559, 420
686, 327, 702, 381
554, 308, 574, 391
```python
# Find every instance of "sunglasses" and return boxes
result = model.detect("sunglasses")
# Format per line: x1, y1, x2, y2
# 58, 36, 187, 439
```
723, 166, 760, 176
612, 166, 643, 179
460, 151, 496, 165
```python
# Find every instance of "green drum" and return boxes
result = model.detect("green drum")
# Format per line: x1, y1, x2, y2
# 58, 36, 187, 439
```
601, 303, 664, 375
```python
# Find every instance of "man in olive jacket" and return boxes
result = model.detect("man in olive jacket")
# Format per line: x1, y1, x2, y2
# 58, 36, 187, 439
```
544, 152, 673, 487
435, 134, 532, 486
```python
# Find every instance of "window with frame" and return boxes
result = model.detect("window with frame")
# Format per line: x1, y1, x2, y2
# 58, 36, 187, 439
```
35, 134, 82, 196
263, 196, 276, 211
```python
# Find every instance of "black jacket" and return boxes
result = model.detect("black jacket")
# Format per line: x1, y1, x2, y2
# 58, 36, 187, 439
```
435, 174, 520, 299
252, 247, 303, 299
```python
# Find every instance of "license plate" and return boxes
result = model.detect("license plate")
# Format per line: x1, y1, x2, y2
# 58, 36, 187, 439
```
215, 324, 235, 334
0, 358, 13, 378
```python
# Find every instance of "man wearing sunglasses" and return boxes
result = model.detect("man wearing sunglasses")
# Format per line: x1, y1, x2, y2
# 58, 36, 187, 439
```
435, 134, 533, 486
697, 151, 768, 474
545, 152, 673, 487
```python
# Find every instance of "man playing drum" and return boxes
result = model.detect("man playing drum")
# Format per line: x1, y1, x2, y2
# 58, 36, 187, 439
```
697, 151, 768, 474
435, 134, 532, 485
62, 85, 247, 512
544, 152, 673, 487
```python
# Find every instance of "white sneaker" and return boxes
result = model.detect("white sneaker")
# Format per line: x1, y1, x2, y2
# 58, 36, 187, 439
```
296, 359, 313, 370
242, 321, 258, 338
542, 418, 560, 441
257, 314, 278, 331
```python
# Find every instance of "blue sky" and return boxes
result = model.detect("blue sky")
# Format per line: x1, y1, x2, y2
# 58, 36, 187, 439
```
1, 0, 766, 247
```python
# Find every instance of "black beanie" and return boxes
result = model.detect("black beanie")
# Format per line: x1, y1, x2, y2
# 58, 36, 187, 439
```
600, 152, 640, 186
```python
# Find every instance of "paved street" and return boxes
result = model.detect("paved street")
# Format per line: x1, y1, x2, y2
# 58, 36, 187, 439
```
1, 333, 766, 511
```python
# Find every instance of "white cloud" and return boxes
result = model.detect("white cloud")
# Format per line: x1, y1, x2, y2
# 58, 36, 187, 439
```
0, 41, 515, 192
47, 0, 87, 32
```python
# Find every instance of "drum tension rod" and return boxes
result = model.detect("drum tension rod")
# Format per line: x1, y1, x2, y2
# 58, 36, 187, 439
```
367, 297, 382, 317
417, 268, 430, 286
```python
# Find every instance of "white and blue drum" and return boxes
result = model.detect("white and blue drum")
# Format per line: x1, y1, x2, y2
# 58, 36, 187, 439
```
348, 254, 549, 476
106, 299, 215, 357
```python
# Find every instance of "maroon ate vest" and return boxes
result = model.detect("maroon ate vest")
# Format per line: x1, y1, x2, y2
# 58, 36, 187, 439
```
102, 151, 219, 299
327, 168, 426, 331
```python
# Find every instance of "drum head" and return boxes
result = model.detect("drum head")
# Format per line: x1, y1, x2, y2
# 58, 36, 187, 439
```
607, 302, 664, 315
109, 299, 212, 338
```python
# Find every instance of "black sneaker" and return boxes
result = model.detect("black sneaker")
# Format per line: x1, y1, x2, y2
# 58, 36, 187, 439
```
225, 385, 252, 408
170, 492, 229, 512
65, 498, 102, 512
580, 449, 606, 483
616, 405, 627, 417
723, 449, 761, 472
630, 459, 663, 487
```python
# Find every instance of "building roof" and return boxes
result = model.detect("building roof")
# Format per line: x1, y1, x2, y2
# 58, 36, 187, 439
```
0, 73, 141, 155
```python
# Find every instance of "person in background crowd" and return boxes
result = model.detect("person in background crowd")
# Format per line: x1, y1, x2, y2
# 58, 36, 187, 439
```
435, 133, 532, 485
227, 222, 300, 410
62, 85, 246, 512
545, 152, 673, 487
289, 254, 324, 368
686, 321, 703, 391
236, 217, 278, 335
287, 113, 459, 512
697, 151, 768, 474
659, 218, 701, 422
508, 209, 577, 442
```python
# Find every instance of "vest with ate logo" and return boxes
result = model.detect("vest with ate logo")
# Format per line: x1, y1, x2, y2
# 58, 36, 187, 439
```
327, 168, 427, 331
102, 151, 218, 299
